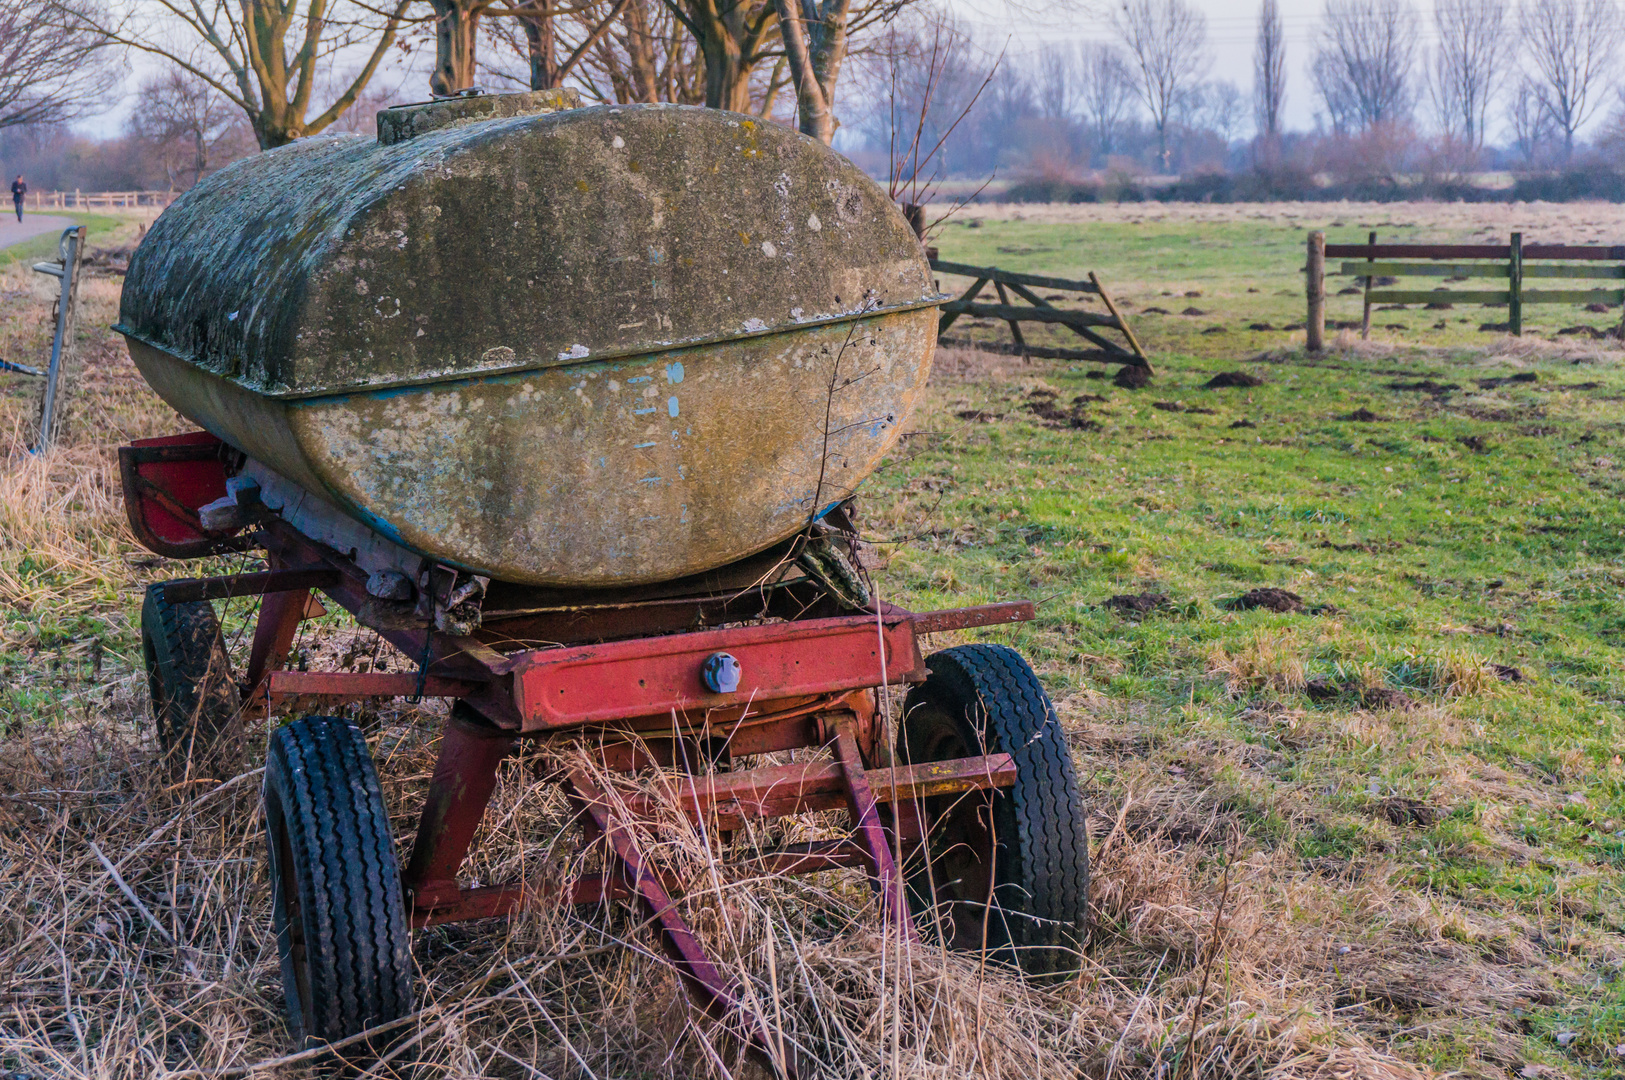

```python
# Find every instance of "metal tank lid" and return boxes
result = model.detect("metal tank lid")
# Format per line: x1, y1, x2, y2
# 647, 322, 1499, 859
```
117, 95, 938, 400
376, 87, 579, 145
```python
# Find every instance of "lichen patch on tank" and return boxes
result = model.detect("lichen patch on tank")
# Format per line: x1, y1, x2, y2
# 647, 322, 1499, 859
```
116, 95, 938, 588
118, 103, 933, 401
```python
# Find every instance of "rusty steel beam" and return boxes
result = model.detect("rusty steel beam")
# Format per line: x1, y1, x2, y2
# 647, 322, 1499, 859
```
263, 669, 483, 708
832, 725, 915, 938
565, 768, 776, 1065
163, 567, 341, 604
630, 752, 1015, 831
508, 614, 925, 730
403, 713, 518, 912
909, 601, 1034, 634
409, 872, 636, 929
410, 837, 913, 930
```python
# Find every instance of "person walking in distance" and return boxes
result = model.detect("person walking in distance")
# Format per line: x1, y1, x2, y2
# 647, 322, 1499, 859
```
10, 176, 24, 222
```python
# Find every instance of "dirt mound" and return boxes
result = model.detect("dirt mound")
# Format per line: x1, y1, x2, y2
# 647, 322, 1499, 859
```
1230, 418, 1257, 428
1106, 592, 1171, 615
1026, 398, 1099, 430
1341, 408, 1385, 421
1476, 373, 1538, 388
1153, 401, 1184, 412
1373, 796, 1444, 826
1306, 676, 1416, 711
1228, 587, 1303, 612
1142, 306, 1171, 314
1386, 379, 1457, 394
1247, 322, 1276, 331
955, 409, 1001, 422
1181, 306, 1207, 316
1204, 371, 1263, 388
1113, 366, 1151, 389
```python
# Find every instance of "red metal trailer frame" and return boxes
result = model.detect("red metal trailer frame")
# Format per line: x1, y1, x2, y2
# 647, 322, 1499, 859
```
121, 430, 1035, 1070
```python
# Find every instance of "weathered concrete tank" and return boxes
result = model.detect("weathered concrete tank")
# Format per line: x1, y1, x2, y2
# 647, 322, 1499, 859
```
117, 91, 938, 588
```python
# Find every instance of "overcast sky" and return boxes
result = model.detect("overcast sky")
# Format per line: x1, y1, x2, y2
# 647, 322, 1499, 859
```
83, 0, 1570, 147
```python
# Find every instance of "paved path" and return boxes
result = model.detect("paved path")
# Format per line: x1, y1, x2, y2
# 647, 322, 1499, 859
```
0, 213, 76, 251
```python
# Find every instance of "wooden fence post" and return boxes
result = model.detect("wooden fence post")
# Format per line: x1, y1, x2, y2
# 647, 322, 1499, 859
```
1360, 230, 1376, 340
1306, 231, 1326, 352
1509, 232, 1523, 336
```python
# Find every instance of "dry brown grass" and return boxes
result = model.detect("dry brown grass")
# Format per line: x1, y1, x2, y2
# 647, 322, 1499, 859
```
0, 240, 1568, 1080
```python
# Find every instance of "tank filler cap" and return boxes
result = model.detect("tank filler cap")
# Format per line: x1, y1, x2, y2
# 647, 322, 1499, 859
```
377, 87, 581, 146
701, 653, 742, 695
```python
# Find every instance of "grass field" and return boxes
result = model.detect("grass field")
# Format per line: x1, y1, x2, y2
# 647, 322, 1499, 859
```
4, 201, 1625, 1078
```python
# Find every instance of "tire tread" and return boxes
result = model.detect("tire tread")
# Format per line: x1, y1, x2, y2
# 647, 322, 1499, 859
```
265, 716, 414, 1047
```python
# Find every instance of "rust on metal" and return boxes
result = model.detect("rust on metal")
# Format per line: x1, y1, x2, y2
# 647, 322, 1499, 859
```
506, 614, 924, 730
403, 712, 518, 911
609, 751, 1016, 830
161, 568, 341, 604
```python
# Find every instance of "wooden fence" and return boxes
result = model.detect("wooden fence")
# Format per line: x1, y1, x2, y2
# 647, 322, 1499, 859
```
929, 257, 1151, 372
1305, 231, 1625, 347
21, 190, 178, 211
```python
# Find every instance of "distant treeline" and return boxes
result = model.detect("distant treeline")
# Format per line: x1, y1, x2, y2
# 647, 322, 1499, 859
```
1000, 164, 1625, 204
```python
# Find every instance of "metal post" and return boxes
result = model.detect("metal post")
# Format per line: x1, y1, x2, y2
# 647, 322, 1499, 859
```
1509, 231, 1523, 337
30, 225, 86, 452
1360, 230, 1376, 340
403, 711, 516, 910
1306, 231, 1325, 352
902, 202, 925, 240
245, 583, 310, 694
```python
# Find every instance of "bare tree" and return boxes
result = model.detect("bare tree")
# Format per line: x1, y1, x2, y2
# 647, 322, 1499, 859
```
1203, 78, 1245, 144
1034, 44, 1076, 120
1110, 0, 1210, 172
772, 0, 844, 142
0, 0, 119, 131
127, 69, 243, 188
481, 0, 632, 91
64, 0, 411, 148
663, 0, 778, 111
1253, 0, 1285, 147
1311, 0, 1418, 132
1519, 0, 1621, 160
1427, 0, 1505, 151
1509, 76, 1559, 160
585, 0, 707, 102
1078, 41, 1135, 158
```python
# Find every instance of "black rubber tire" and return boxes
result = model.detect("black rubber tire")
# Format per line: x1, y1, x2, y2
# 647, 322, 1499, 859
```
897, 643, 1089, 976
263, 716, 415, 1053
140, 582, 242, 775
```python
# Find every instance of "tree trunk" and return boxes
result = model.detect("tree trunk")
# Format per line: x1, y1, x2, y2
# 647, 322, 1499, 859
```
699, 33, 751, 111
430, 0, 482, 97
672, 0, 774, 112
521, 0, 559, 88
772, 0, 850, 143
622, 0, 661, 101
